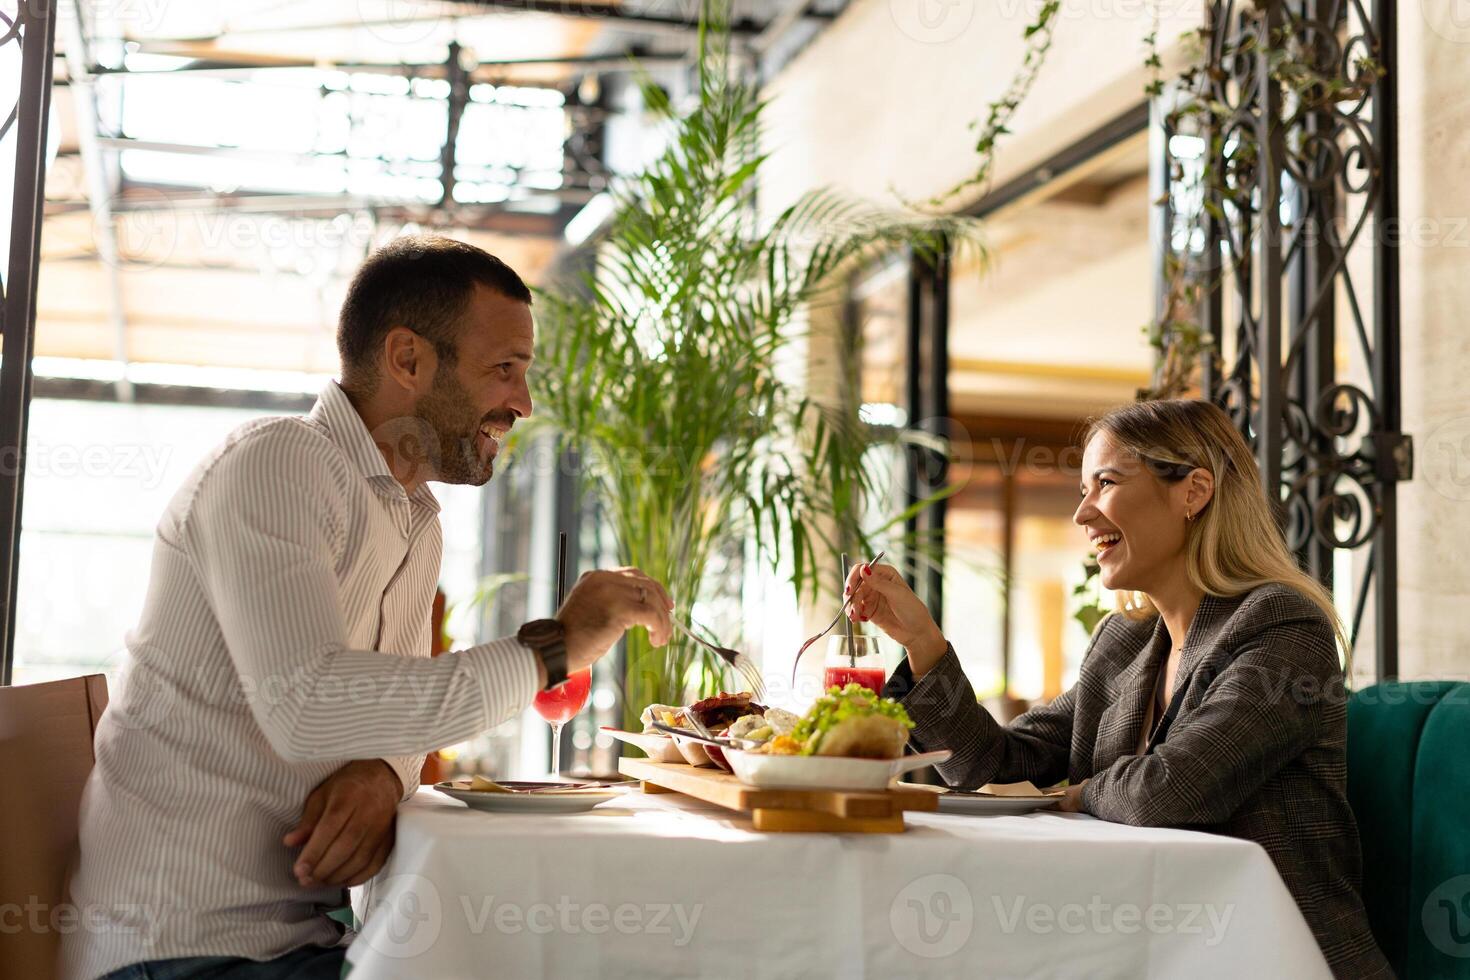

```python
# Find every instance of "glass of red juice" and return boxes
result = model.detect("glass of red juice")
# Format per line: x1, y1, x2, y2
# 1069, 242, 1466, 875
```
823, 635, 887, 694
532, 668, 592, 776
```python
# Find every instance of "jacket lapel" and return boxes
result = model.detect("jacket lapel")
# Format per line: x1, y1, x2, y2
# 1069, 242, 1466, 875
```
1091, 618, 1169, 770
1142, 592, 1248, 752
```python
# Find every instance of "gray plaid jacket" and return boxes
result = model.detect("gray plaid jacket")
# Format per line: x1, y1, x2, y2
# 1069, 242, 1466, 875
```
885, 584, 1391, 978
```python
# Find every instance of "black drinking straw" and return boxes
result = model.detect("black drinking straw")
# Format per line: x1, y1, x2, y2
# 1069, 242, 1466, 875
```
556, 531, 568, 609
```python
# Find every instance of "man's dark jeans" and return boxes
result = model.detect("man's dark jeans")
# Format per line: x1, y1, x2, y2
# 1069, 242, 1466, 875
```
100, 945, 346, 980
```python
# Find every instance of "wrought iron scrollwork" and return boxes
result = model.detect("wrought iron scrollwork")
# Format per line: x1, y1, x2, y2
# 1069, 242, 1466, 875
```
1162, 0, 1409, 677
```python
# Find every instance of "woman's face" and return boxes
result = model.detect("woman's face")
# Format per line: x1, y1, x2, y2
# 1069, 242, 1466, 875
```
1073, 431, 1196, 594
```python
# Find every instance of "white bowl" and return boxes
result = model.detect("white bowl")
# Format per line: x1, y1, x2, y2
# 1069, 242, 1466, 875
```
671, 734, 719, 768
726, 749, 951, 791
599, 727, 686, 764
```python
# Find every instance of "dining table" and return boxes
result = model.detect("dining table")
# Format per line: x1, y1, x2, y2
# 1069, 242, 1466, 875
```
346, 783, 1332, 979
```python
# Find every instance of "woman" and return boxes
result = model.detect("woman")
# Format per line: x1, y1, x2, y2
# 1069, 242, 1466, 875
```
849, 399, 1389, 979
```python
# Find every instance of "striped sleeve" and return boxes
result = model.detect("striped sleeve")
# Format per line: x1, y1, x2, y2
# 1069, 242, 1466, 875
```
182, 422, 539, 763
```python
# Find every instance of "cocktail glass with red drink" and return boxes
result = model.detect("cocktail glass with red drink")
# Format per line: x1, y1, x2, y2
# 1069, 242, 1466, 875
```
532, 668, 592, 776
823, 635, 887, 694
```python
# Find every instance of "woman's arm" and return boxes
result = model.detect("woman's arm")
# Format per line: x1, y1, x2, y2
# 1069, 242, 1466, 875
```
851, 560, 1088, 789
1081, 613, 1337, 826
886, 646, 1077, 789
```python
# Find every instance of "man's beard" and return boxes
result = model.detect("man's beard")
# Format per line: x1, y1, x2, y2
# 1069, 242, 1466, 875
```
412, 366, 508, 486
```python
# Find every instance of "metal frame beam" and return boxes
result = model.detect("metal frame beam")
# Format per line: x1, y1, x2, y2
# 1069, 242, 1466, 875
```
962, 103, 1150, 220
31, 376, 317, 413
457, 0, 834, 35
1, 0, 61, 685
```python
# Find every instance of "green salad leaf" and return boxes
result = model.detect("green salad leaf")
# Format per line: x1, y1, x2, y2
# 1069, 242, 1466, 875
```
791, 684, 915, 756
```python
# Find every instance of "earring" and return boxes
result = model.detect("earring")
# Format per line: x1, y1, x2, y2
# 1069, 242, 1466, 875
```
1186, 511, 1194, 522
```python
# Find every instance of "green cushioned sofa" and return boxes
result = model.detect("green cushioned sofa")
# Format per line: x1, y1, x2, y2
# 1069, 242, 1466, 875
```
1347, 681, 1470, 978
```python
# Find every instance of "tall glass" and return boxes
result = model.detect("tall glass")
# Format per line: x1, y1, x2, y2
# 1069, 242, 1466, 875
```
823, 635, 887, 694
532, 668, 592, 776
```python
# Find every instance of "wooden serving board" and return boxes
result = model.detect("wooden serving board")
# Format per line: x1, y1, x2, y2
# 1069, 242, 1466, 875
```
618, 758, 937, 833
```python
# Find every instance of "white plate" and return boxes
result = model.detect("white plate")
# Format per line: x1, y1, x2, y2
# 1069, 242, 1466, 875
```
670, 734, 723, 770
433, 783, 618, 814
934, 793, 1061, 815
599, 727, 686, 764
725, 749, 951, 791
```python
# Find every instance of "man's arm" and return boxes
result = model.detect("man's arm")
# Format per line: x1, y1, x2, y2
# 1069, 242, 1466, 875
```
185, 426, 540, 763
380, 755, 422, 802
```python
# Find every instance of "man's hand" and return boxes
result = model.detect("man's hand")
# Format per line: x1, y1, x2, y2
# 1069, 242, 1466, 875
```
283, 759, 401, 889
556, 567, 674, 673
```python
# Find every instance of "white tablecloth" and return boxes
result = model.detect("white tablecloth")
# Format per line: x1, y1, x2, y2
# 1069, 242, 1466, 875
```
347, 786, 1330, 979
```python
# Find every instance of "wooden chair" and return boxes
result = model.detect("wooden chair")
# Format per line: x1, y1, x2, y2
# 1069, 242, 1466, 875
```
0, 674, 109, 980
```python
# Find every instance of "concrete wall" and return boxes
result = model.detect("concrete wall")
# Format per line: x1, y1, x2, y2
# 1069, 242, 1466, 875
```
1392, 6, 1470, 680
760, 0, 1202, 211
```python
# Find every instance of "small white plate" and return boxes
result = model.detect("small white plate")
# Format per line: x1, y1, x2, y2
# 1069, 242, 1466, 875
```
725, 749, 951, 791
934, 793, 1061, 816
433, 783, 618, 814
599, 727, 686, 764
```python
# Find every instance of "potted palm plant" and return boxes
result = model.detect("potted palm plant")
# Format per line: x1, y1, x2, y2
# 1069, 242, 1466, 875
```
531, 0, 974, 728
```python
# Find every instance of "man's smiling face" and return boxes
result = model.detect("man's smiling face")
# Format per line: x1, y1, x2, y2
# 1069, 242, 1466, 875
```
412, 284, 535, 486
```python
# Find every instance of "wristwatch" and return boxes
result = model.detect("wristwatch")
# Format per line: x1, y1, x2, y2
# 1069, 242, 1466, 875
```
518, 619, 568, 690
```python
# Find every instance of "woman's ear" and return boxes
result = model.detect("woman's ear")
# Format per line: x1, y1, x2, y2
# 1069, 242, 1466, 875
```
1185, 467, 1215, 519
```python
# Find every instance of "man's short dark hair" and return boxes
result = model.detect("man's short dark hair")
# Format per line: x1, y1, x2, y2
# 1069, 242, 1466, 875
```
337, 235, 532, 392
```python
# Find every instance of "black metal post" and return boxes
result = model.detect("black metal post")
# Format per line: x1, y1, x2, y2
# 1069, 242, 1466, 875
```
903, 242, 950, 624
1370, 0, 1401, 679
1286, 0, 1339, 586
1, 0, 60, 686
924, 242, 949, 627
1255, 1, 1286, 500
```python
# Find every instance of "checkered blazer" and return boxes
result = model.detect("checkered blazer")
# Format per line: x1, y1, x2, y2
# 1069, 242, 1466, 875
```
885, 584, 1391, 978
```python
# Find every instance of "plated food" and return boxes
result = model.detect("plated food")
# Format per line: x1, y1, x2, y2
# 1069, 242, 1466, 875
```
609, 683, 946, 791
631, 693, 799, 768
752, 684, 913, 759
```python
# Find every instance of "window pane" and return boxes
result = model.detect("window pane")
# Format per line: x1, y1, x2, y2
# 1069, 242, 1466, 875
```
13, 398, 277, 685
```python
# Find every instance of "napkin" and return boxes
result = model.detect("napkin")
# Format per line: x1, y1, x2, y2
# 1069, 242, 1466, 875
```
975, 780, 1066, 797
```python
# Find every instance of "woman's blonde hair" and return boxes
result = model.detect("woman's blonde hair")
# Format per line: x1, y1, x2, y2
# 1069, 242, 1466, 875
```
1084, 399, 1347, 658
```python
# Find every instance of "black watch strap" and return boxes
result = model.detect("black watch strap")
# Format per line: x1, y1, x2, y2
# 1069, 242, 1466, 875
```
518, 619, 568, 689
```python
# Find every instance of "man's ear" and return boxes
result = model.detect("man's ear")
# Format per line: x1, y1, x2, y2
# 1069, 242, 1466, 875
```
381, 326, 432, 395
1186, 466, 1215, 518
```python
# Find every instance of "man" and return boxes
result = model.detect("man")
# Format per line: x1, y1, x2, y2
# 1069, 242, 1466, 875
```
62, 236, 673, 980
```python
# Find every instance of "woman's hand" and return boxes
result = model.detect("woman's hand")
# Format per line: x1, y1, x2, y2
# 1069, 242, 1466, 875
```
845, 561, 948, 676
1056, 778, 1090, 814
